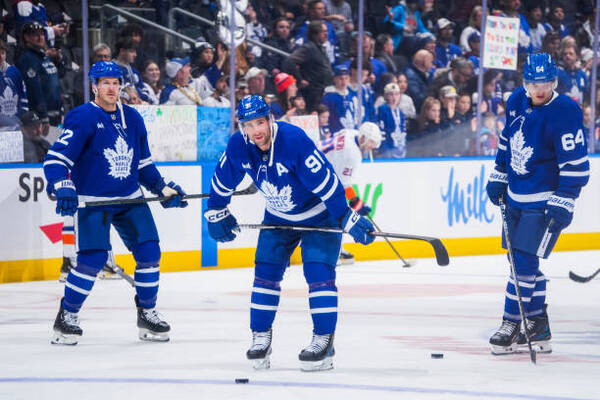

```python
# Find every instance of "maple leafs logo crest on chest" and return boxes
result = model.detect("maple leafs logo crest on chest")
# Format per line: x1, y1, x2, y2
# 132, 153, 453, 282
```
260, 181, 296, 212
104, 136, 133, 180
509, 116, 533, 175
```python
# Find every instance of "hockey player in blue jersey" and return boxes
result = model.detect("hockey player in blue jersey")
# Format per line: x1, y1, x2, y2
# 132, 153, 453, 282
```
204, 95, 375, 371
43, 61, 188, 345
486, 53, 589, 355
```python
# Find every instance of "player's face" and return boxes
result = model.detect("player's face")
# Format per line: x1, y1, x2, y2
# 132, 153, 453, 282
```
96, 77, 121, 106
243, 117, 271, 151
526, 81, 554, 105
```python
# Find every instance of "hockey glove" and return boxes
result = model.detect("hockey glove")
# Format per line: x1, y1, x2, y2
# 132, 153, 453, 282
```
349, 197, 371, 216
342, 208, 375, 245
160, 181, 188, 208
53, 179, 78, 216
486, 169, 508, 206
204, 207, 240, 242
546, 194, 575, 233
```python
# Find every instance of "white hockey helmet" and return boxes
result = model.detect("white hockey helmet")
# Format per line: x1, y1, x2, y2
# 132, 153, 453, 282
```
358, 122, 382, 149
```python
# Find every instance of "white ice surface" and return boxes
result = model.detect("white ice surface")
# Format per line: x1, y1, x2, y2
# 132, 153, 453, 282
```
1, 251, 599, 400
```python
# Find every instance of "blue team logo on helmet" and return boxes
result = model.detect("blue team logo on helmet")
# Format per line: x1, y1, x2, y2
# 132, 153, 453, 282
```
523, 53, 557, 83
237, 95, 270, 123
89, 61, 123, 85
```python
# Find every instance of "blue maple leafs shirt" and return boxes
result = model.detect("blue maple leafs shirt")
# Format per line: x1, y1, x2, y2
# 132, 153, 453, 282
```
493, 87, 590, 209
43, 102, 164, 203
207, 121, 350, 226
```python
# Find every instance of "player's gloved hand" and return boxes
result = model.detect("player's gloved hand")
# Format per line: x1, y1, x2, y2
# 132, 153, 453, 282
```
546, 194, 575, 233
342, 208, 375, 245
53, 179, 78, 216
486, 169, 508, 206
204, 207, 240, 242
160, 181, 188, 208
349, 197, 371, 216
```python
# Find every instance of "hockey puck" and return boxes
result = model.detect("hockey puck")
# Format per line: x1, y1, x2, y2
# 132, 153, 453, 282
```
431, 353, 444, 359
235, 378, 249, 384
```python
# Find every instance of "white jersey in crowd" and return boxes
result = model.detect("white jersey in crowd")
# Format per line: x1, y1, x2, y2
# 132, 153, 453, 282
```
318, 129, 362, 188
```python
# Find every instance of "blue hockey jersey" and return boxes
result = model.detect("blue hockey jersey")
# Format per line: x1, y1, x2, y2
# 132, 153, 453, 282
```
43, 102, 164, 204
377, 103, 406, 157
207, 121, 349, 226
494, 87, 589, 209
556, 67, 587, 105
321, 87, 359, 134
0, 65, 28, 117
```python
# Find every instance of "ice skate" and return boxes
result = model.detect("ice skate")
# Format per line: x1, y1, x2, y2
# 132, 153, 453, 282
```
517, 313, 552, 353
489, 319, 519, 355
58, 257, 74, 283
299, 333, 335, 371
337, 249, 354, 266
51, 299, 82, 345
135, 295, 170, 342
246, 329, 272, 370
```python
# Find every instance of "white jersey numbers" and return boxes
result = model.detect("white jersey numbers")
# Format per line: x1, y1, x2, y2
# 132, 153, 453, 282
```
561, 129, 585, 151
305, 150, 326, 173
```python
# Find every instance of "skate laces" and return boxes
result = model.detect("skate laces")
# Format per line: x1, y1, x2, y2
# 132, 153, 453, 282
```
64, 311, 80, 327
142, 308, 163, 324
251, 330, 272, 350
498, 320, 518, 336
304, 334, 331, 354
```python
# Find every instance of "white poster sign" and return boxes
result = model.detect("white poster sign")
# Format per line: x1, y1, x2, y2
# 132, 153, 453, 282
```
0, 131, 24, 162
483, 16, 520, 70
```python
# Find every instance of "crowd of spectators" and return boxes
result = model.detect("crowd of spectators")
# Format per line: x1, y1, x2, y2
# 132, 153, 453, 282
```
1, 0, 600, 162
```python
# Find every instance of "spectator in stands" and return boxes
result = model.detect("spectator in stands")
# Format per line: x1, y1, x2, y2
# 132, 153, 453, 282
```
349, 58, 376, 123
455, 91, 473, 123
19, 110, 49, 162
283, 20, 334, 112
480, 69, 503, 115
120, 84, 143, 105
374, 33, 406, 76
271, 72, 297, 119
262, 18, 294, 78
0, 17, 17, 64
419, 0, 437, 33
459, 6, 483, 53
416, 96, 443, 136
190, 41, 215, 79
245, 4, 268, 59
438, 85, 458, 125
140, 60, 163, 105
376, 82, 407, 158
202, 75, 230, 108
526, 3, 547, 53
160, 57, 202, 106
494, 0, 531, 54
395, 72, 416, 120
544, 4, 569, 38
464, 32, 481, 73
287, 95, 309, 118
92, 43, 111, 63
574, 8, 596, 52
316, 103, 331, 139
16, 21, 62, 132
295, 0, 339, 65
373, 73, 397, 107
434, 18, 462, 68
0, 39, 28, 119
580, 48, 594, 78
235, 78, 249, 104
323, 0, 352, 34
118, 23, 148, 71
194, 42, 229, 100
383, 0, 429, 53
429, 57, 474, 101
113, 37, 148, 102
348, 32, 387, 86
321, 64, 356, 133
14, 0, 66, 48
245, 66, 268, 97
557, 43, 588, 105
541, 30, 562, 61
337, 20, 355, 61
405, 49, 434, 112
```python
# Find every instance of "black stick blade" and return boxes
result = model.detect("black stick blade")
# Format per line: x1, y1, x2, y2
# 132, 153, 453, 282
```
430, 239, 450, 267
569, 268, 600, 283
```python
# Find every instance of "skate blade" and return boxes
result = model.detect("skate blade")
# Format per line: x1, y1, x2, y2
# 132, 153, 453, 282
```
98, 272, 122, 280
490, 343, 518, 355
248, 347, 272, 370
139, 328, 169, 342
518, 341, 552, 354
51, 331, 79, 345
300, 356, 334, 372
336, 258, 355, 266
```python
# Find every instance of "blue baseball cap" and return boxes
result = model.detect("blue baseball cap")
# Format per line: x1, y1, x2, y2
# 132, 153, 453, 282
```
333, 64, 350, 77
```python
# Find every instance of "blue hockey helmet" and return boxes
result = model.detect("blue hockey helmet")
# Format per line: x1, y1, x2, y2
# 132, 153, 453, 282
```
237, 94, 270, 123
523, 53, 557, 83
89, 61, 123, 85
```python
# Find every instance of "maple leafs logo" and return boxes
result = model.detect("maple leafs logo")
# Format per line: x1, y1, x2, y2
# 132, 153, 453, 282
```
104, 136, 133, 180
260, 181, 295, 212
510, 117, 533, 175
0, 85, 18, 116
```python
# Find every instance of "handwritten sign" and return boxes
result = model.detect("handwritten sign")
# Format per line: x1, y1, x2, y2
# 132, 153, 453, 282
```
289, 115, 320, 145
197, 106, 231, 161
134, 105, 197, 161
0, 131, 24, 162
482, 16, 520, 70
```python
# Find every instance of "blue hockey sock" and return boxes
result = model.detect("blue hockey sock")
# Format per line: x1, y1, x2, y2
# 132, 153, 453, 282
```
132, 241, 161, 309
503, 250, 538, 322
250, 263, 285, 332
526, 271, 547, 318
63, 250, 107, 313
304, 262, 337, 335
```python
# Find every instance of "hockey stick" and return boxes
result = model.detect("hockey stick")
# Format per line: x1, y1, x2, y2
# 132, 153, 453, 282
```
367, 216, 414, 268
105, 264, 135, 287
499, 198, 536, 364
568, 268, 600, 283
80, 184, 258, 208
238, 224, 449, 266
